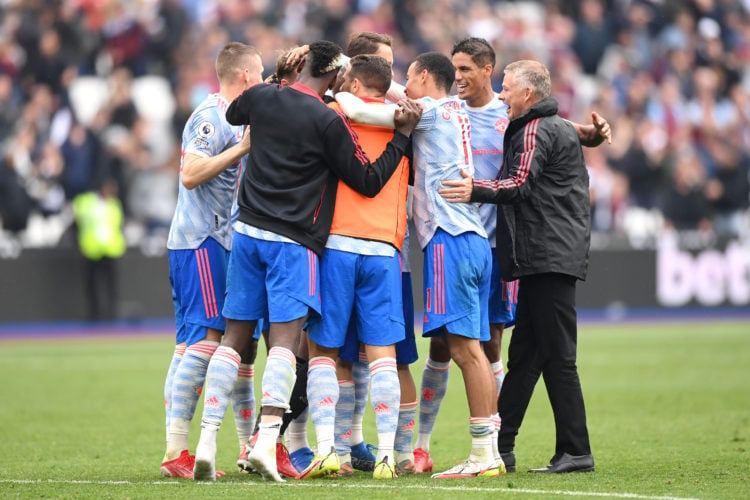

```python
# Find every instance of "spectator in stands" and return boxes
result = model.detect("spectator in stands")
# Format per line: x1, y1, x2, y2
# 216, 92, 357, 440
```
60, 122, 103, 201
570, 0, 612, 75
661, 150, 713, 233
1, 0, 749, 255
100, 3, 148, 76
21, 27, 72, 98
0, 151, 34, 236
105, 67, 139, 130
611, 118, 669, 211
703, 137, 750, 240
0, 74, 21, 144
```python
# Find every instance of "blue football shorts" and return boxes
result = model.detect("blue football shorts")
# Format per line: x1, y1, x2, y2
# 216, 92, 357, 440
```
308, 248, 404, 350
222, 232, 320, 323
168, 237, 228, 346
339, 267, 418, 365
422, 229, 491, 341
396, 270, 418, 364
488, 248, 518, 328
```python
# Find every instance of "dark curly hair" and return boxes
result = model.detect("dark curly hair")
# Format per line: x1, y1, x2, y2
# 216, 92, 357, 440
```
307, 40, 345, 78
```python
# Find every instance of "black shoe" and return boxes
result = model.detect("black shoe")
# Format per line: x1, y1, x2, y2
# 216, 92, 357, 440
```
528, 453, 594, 473
500, 452, 516, 473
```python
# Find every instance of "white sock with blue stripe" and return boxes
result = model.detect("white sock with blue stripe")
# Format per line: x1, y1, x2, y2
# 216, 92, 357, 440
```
307, 356, 338, 455
167, 340, 218, 458
351, 353, 369, 445
334, 379, 355, 459
163, 344, 185, 449
232, 364, 256, 452
369, 358, 399, 463
414, 358, 450, 451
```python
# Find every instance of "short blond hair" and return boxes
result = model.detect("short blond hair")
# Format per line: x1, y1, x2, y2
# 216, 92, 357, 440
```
215, 42, 261, 83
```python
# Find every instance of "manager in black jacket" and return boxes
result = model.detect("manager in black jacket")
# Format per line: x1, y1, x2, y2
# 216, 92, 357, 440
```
440, 59, 595, 473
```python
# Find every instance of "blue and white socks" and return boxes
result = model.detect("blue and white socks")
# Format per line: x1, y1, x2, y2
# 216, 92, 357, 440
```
163, 344, 185, 446
351, 354, 370, 446
469, 417, 495, 464
167, 340, 219, 458
370, 358, 399, 463
307, 356, 338, 454
200, 345, 240, 430
232, 363, 255, 452
491, 359, 505, 396
414, 358, 450, 451
395, 400, 417, 464
334, 379, 355, 460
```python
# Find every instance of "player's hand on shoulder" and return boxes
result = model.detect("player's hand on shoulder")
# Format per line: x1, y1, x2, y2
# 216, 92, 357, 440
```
394, 98, 422, 136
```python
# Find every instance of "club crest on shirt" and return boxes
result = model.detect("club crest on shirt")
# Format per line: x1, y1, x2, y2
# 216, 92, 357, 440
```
495, 118, 509, 134
198, 121, 215, 138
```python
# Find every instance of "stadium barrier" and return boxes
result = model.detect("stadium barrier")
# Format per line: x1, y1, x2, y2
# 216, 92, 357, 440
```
0, 239, 748, 323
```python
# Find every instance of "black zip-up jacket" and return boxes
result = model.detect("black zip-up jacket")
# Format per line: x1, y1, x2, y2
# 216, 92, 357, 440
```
471, 97, 591, 281
226, 82, 410, 255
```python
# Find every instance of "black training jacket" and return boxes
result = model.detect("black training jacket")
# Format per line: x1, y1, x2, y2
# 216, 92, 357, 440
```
226, 82, 410, 255
471, 97, 591, 281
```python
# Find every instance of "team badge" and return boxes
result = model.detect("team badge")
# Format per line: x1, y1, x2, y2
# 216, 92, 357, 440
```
198, 121, 215, 138
495, 118, 509, 134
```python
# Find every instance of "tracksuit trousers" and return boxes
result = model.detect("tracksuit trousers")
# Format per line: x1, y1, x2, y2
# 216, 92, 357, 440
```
497, 272, 592, 457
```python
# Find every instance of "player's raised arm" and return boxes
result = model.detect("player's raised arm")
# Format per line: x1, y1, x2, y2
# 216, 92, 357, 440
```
569, 111, 612, 147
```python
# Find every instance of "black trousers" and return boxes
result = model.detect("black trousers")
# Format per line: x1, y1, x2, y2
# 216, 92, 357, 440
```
497, 272, 591, 457
84, 257, 117, 321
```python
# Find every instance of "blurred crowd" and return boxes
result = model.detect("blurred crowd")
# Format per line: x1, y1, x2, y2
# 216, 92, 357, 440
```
1, 0, 749, 256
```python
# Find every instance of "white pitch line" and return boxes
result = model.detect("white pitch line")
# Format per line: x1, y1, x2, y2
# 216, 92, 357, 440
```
0, 478, 701, 500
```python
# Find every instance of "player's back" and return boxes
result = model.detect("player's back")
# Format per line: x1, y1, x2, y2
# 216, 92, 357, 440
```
227, 82, 373, 255
327, 100, 409, 250
229, 83, 343, 236
238, 83, 342, 184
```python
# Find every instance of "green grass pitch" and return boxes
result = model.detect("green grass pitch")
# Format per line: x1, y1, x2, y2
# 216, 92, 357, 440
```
0, 320, 748, 499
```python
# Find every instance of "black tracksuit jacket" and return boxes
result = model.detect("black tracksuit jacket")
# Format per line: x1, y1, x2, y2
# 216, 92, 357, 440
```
471, 97, 591, 281
226, 82, 409, 255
